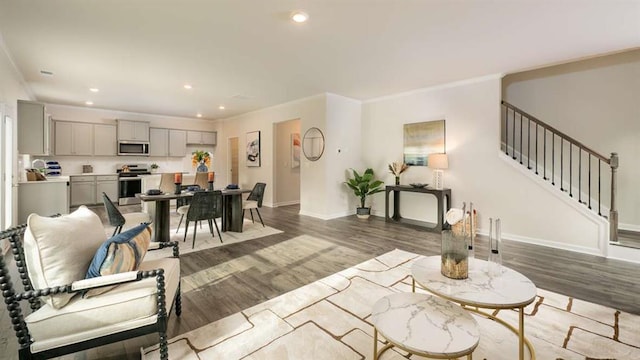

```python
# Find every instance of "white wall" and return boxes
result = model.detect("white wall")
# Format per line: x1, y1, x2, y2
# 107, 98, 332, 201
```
503, 49, 640, 230
274, 118, 300, 206
40, 104, 219, 176
362, 76, 605, 255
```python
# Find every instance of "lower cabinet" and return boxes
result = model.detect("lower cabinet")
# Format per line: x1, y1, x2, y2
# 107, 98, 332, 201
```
71, 175, 118, 206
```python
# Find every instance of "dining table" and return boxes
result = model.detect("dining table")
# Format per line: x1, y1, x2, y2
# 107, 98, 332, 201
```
137, 188, 252, 242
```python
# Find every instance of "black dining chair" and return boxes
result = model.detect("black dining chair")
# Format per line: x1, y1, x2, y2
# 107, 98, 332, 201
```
242, 183, 266, 228
102, 192, 153, 236
183, 190, 223, 249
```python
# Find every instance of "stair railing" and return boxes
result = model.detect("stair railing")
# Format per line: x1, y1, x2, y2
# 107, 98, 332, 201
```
501, 100, 618, 242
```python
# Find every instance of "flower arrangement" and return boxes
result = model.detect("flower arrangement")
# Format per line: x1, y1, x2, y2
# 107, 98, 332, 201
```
388, 162, 409, 177
192, 150, 211, 168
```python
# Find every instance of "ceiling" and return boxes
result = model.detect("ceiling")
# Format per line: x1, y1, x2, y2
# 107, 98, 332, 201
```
0, 1, 638, 120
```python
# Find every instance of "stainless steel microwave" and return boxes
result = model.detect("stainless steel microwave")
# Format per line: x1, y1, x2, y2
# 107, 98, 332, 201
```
118, 141, 150, 156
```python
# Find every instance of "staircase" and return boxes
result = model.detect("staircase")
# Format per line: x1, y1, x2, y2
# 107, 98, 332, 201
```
500, 101, 620, 243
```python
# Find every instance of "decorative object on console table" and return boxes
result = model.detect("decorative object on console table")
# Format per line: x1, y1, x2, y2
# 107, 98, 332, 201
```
388, 161, 408, 185
174, 172, 182, 194
428, 153, 448, 190
192, 150, 211, 172
246, 131, 261, 167
344, 168, 385, 220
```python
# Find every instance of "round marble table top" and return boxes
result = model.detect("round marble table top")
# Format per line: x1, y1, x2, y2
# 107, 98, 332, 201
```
412, 256, 537, 309
371, 292, 480, 358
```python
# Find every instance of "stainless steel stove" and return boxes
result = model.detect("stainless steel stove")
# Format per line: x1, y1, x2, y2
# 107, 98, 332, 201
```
117, 163, 151, 205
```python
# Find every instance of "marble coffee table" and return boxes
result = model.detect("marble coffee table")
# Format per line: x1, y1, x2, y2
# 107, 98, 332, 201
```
411, 256, 538, 360
371, 292, 479, 360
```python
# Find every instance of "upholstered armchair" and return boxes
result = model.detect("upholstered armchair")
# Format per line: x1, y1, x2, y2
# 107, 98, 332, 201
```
0, 207, 181, 360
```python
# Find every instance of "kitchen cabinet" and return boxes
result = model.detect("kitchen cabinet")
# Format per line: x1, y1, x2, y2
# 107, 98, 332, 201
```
117, 119, 149, 142
95, 175, 118, 204
18, 179, 69, 223
70, 175, 96, 206
94, 124, 117, 156
149, 128, 187, 157
186, 130, 216, 145
55, 121, 94, 156
18, 100, 50, 155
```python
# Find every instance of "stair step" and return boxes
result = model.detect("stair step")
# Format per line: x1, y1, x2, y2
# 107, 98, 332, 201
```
613, 230, 640, 249
610, 241, 640, 250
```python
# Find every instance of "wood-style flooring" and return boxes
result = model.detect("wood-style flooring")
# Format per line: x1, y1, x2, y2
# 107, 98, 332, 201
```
2, 204, 639, 359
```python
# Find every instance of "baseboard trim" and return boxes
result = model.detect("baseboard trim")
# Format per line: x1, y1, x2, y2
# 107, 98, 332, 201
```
619, 223, 640, 232
272, 200, 300, 208
298, 209, 353, 220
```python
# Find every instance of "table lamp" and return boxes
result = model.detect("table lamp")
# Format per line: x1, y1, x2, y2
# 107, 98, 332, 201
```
428, 153, 449, 190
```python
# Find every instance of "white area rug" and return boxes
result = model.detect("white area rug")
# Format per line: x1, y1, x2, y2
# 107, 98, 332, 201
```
143, 249, 640, 359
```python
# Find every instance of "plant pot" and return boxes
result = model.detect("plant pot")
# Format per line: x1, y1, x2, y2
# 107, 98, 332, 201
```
356, 207, 371, 220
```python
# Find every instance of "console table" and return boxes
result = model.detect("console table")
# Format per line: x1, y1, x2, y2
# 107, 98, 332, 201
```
384, 185, 451, 232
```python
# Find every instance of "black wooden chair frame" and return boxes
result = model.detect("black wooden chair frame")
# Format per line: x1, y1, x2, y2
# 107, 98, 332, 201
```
0, 220, 181, 360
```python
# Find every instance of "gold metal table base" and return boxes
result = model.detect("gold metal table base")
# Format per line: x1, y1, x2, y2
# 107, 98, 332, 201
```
412, 278, 536, 360
373, 328, 473, 360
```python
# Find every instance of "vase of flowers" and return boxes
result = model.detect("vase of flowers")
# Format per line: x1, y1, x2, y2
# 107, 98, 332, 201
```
388, 162, 409, 185
192, 150, 211, 172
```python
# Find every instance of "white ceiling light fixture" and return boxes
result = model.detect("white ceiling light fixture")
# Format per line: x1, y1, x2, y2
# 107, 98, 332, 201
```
219, 105, 225, 110
196, 113, 202, 118
291, 11, 308, 23
89, 87, 99, 92
184, 84, 192, 89
85, 101, 93, 105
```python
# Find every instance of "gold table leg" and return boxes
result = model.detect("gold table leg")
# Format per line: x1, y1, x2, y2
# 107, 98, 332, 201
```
519, 306, 525, 360
373, 327, 378, 360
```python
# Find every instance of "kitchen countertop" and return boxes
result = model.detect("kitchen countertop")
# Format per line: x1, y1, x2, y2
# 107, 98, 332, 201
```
69, 173, 119, 176
18, 176, 70, 184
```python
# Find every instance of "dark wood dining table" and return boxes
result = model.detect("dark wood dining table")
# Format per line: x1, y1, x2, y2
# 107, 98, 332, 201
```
137, 188, 252, 242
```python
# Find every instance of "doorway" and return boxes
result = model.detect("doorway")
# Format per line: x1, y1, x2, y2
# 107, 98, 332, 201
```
229, 137, 239, 185
0, 111, 14, 230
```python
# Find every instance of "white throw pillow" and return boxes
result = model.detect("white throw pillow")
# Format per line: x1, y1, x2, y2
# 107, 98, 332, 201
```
24, 206, 107, 309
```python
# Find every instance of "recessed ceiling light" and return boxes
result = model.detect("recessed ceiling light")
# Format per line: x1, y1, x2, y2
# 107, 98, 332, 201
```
40, 70, 54, 76
85, 101, 93, 106
89, 88, 99, 92
291, 11, 308, 23
196, 113, 202, 118
218, 105, 225, 110
184, 84, 193, 89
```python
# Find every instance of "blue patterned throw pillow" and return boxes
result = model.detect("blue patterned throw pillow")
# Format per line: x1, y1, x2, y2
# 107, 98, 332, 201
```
84, 223, 152, 296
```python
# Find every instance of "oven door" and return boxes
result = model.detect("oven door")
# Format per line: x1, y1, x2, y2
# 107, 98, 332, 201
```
118, 177, 142, 205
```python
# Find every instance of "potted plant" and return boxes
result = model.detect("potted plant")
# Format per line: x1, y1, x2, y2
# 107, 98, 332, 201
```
150, 163, 159, 173
344, 168, 385, 219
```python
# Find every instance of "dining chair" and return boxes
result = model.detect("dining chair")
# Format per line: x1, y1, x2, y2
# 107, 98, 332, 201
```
102, 192, 153, 236
242, 182, 266, 228
158, 173, 175, 194
183, 190, 223, 249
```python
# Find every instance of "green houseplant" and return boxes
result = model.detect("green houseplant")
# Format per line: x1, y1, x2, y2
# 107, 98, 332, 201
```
344, 168, 385, 219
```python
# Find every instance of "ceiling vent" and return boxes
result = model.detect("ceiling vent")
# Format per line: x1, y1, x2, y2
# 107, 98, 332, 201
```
39, 70, 54, 76
231, 94, 254, 100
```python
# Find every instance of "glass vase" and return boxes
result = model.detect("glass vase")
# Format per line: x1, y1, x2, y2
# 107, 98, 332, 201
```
441, 229, 469, 279
488, 218, 502, 277
395, 176, 400, 185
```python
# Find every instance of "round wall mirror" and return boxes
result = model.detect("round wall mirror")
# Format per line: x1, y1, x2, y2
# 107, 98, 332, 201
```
302, 127, 325, 161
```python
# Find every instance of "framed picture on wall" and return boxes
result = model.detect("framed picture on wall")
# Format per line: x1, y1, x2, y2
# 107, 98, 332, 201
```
246, 131, 261, 167
291, 133, 301, 168
403, 120, 446, 166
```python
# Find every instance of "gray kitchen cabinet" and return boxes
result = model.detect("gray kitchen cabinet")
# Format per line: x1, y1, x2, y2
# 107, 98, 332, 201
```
169, 129, 187, 156
94, 124, 117, 156
95, 175, 118, 204
117, 119, 149, 142
149, 128, 168, 156
55, 121, 94, 155
186, 130, 217, 145
149, 128, 186, 157
70, 175, 96, 206
18, 100, 51, 155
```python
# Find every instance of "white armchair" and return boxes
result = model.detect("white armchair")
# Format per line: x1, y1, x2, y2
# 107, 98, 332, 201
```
0, 209, 181, 360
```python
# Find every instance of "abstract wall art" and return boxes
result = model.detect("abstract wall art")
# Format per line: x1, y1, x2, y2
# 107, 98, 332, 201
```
246, 131, 261, 167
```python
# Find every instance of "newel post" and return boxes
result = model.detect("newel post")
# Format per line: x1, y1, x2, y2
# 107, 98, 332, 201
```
609, 152, 619, 242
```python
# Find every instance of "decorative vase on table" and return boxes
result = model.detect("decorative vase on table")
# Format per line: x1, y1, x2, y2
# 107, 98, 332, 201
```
395, 176, 400, 185
196, 161, 208, 173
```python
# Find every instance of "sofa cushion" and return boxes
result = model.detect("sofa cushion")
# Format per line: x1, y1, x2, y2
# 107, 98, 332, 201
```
26, 256, 180, 353
24, 206, 107, 309
85, 223, 152, 296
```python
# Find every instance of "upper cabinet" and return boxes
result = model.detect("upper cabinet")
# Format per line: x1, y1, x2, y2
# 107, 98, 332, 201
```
55, 121, 94, 156
94, 124, 117, 156
149, 128, 187, 157
117, 119, 149, 142
186, 130, 217, 145
17, 100, 50, 155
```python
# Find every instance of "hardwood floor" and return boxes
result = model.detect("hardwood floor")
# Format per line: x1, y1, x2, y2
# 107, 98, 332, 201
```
2, 204, 639, 359
166, 204, 640, 339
